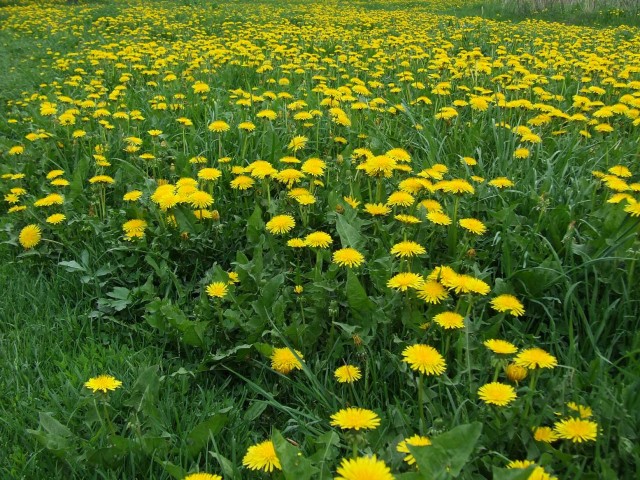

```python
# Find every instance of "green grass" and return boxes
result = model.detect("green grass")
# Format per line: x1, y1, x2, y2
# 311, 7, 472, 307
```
445, 0, 640, 27
1, 0, 640, 478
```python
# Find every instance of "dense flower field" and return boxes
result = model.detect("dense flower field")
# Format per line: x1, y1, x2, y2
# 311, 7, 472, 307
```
1, 0, 639, 478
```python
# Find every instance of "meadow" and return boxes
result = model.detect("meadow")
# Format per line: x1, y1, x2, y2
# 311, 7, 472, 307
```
1, 0, 639, 478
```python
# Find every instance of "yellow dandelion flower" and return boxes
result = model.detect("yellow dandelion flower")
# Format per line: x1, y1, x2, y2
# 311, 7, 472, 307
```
433, 311, 464, 329
266, 215, 296, 235
515, 348, 557, 369
332, 248, 365, 268
488, 177, 514, 188
84, 374, 122, 393
426, 211, 452, 226
206, 282, 228, 299
334, 365, 362, 383
335, 455, 394, 480
483, 339, 517, 355
533, 426, 558, 443
553, 418, 598, 443
19, 224, 42, 249
242, 440, 281, 472
402, 344, 446, 375
46, 213, 66, 225
288, 135, 308, 152
459, 218, 487, 235
304, 231, 332, 248
387, 272, 424, 291
330, 407, 380, 431
490, 294, 525, 316
270, 347, 303, 374
505, 364, 528, 383
364, 203, 391, 216
123, 190, 142, 201
208, 120, 230, 133
478, 382, 517, 406
415, 281, 448, 304
390, 241, 425, 258
397, 435, 431, 465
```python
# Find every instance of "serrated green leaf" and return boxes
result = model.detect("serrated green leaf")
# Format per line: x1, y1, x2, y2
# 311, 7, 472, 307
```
186, 413, 229, 458
273, 429, 319, 480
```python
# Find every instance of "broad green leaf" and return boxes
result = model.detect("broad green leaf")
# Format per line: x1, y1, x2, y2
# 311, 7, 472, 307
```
186, 413, 229, 457
247, 205, 264, 243
58, 260, 85, 272
408, 422, 482, 479
209, 452, 235, 478
156, 459, 187, 479
173, 205, 200, 235
335, 213, 365, 250
346, 270, 374, 313
262, 273, 284, 305
38, 412, 73, 438
123, 366, 160, 417
492, 466, 536, 480
273, 429, 319, 480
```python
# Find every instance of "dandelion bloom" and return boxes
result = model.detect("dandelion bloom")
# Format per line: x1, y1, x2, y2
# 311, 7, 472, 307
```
198, 168, 222, 181
402, 344, 446, 375
395, 214, 421, 224
19, 224, 42, 249
330, 407, 380, 431
334, 365, 362, 383
483, 339, 517, 355
387, 272, 424, 291
478, 382, 517, 407
184, 474, 222, 480
189, 191, 214, 209
490, 294, 525, 316
206, 282, 228, 299
567, 402, 593, 419
84, 375, 122, 393
266, 215, 295, 235
390, 241, 425, 258
230, 175, 255, 190
335, 455, 394, 480
433, 311, 464, 329
553, 418, 598, 443
624, 202, 640, 217
301, 158, 326, 177
459, 218, 487, 235
89, 175, 115, 184
332, 248, 365, 268
208, 120, 230, 133
397, 435, 431, 465
515, 348, 557, 369
514, 148, 530, 159
123, 190, 142, 201
386, 191, 414, 207
426, 211, 452, 226
46, 213, 66, 225
304, 231, 333, 248
439, 179, 475, 194
270, 347, 303, 374
364, 203, 391, 216
533, 426, 558, 443
415, 281, 448, 304
288, 135, 308, 152
507, 460, 556, 480
122, 219, 147, 240
505, 363, 528, 383
488, 177, 514, 188
443, 273, 490, 295
242, 440, 281, 472
287, 238, 306, 248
